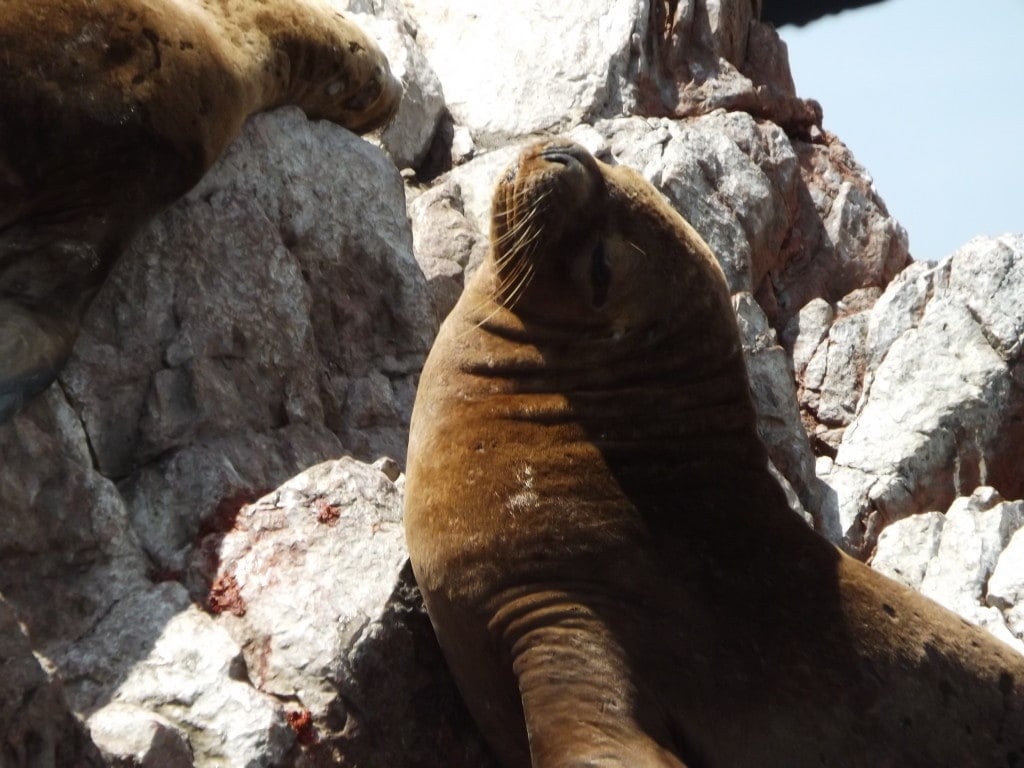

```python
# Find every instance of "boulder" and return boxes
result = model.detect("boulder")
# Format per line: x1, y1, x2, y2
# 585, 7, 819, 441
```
821, 235, 1024, 550
187, 457, 495, 767
0, 592, 104, 767
869, 489, 1024, 655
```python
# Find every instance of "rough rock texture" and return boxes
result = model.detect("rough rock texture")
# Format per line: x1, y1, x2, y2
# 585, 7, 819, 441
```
88, 703, 194, 768
0, 593, 105, 767
1, 1, 1022, 765
872, 489, 1024, 654
401, 0, 819, 145
188, 457, 493, 767
0, 105, 438, 765
816, 235, 1024, 551
734, 292, 824, 530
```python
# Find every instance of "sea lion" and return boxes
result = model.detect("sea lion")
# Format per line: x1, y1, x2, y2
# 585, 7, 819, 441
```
0, 0, 401, 422
404, 141, 1024, 768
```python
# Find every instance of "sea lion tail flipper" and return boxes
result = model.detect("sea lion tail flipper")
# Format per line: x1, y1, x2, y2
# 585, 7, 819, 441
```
0, 301, 73, 423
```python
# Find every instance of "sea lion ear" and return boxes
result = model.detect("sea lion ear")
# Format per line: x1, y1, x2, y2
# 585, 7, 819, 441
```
590, 240, 611, 308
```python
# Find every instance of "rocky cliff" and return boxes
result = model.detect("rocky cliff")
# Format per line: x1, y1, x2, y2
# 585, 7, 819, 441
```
2, 0, 1022, 765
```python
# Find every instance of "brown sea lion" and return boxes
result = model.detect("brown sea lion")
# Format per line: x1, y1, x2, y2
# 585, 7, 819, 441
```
404, 141, 1024, 768
0, 0, 401, 422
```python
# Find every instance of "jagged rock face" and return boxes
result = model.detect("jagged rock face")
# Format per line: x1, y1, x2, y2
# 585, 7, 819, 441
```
0, 594, 105, 767
0, 0, 1022, 765
872, 488, 1024, 655
808, 235, 1024, 551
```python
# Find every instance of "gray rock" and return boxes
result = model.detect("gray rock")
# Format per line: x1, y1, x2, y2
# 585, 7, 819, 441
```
604, 113, 797, 296
801, 303, 870, 444
188, 457, 494, 767
870, 511, 945, 590
0, 105, 439, 767
401, 0, 817, 143
921, 491, 1023, 621
868, 491, 1024, 654
0, 593, 104, 767
88, 703, 194, 768
734, 293, 827, 532
782, 298, 834, 377
107, 585, 293, 768
194, 458, 407, 717
358, 14, 446, 170
823, 236, 1024, 549
989, 527, 1024, 647
63, 107, 434, 477
409, 179, 488, 323
989, 527, 1024, 612
121, 423, 344, 574
401, 0, 643, 141
0, 387, 152, 688
775, 136, 908, 325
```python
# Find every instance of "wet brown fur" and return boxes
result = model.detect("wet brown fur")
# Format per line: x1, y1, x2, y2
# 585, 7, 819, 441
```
405, 142, 1024, 768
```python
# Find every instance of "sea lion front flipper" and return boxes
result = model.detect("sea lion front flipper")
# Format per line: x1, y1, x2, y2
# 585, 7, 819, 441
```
507, 602, 690, 768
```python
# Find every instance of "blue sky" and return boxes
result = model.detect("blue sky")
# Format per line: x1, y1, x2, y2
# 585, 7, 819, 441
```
779, 0, 1023, 262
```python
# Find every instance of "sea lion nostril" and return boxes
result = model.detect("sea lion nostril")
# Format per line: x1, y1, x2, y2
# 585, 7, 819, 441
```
540, 146, 584, 167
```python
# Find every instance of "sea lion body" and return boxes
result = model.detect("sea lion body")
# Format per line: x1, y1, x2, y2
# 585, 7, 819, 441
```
404, 143, 1024, 767
0, 0, 401, 421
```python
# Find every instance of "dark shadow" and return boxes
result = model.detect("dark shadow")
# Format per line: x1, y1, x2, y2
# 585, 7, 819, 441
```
296, 561, 500, 768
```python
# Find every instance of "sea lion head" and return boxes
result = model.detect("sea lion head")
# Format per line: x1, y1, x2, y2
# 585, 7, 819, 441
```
484, 141, 734, 355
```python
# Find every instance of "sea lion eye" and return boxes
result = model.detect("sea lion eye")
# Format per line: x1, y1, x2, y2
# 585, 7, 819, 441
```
590, 240, 610, 308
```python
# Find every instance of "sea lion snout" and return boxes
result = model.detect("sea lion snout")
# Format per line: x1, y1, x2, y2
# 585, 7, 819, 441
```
538, 143, 590, 169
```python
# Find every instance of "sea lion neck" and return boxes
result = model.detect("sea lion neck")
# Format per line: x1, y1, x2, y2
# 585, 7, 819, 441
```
442, 276, 765, 482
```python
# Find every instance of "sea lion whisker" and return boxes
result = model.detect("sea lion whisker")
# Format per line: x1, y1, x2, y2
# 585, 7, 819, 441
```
494, 218, 544, 272
465, 302, 510, 335
495, 252, 534, 301
492, 192, 550, 249
504, 221, 545, 263
501, 247, 535, 289
501, 263, 536, 309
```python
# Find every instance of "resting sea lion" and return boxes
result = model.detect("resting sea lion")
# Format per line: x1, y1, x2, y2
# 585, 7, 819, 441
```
0, 0, 401, 422
404, 141, 1024, 768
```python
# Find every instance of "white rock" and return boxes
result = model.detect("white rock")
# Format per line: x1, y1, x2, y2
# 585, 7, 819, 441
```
864, 260, 934, 370
451, 125, 477, 165
357, 14, 446, 169
813, 309, 869, 429
88, 702, 194, 768
920, 491, 1023, 616
202, 458, 406, 715
188, 456, 494, 765
409, 179, 488, 322
734, 293, 826, 531
824, 236, 1024, 547
870, 511, 945, 590
112, 590, 292, 768
988, 527, 1024, 611
783, 298, 834, 376
402, 0, 641, 139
